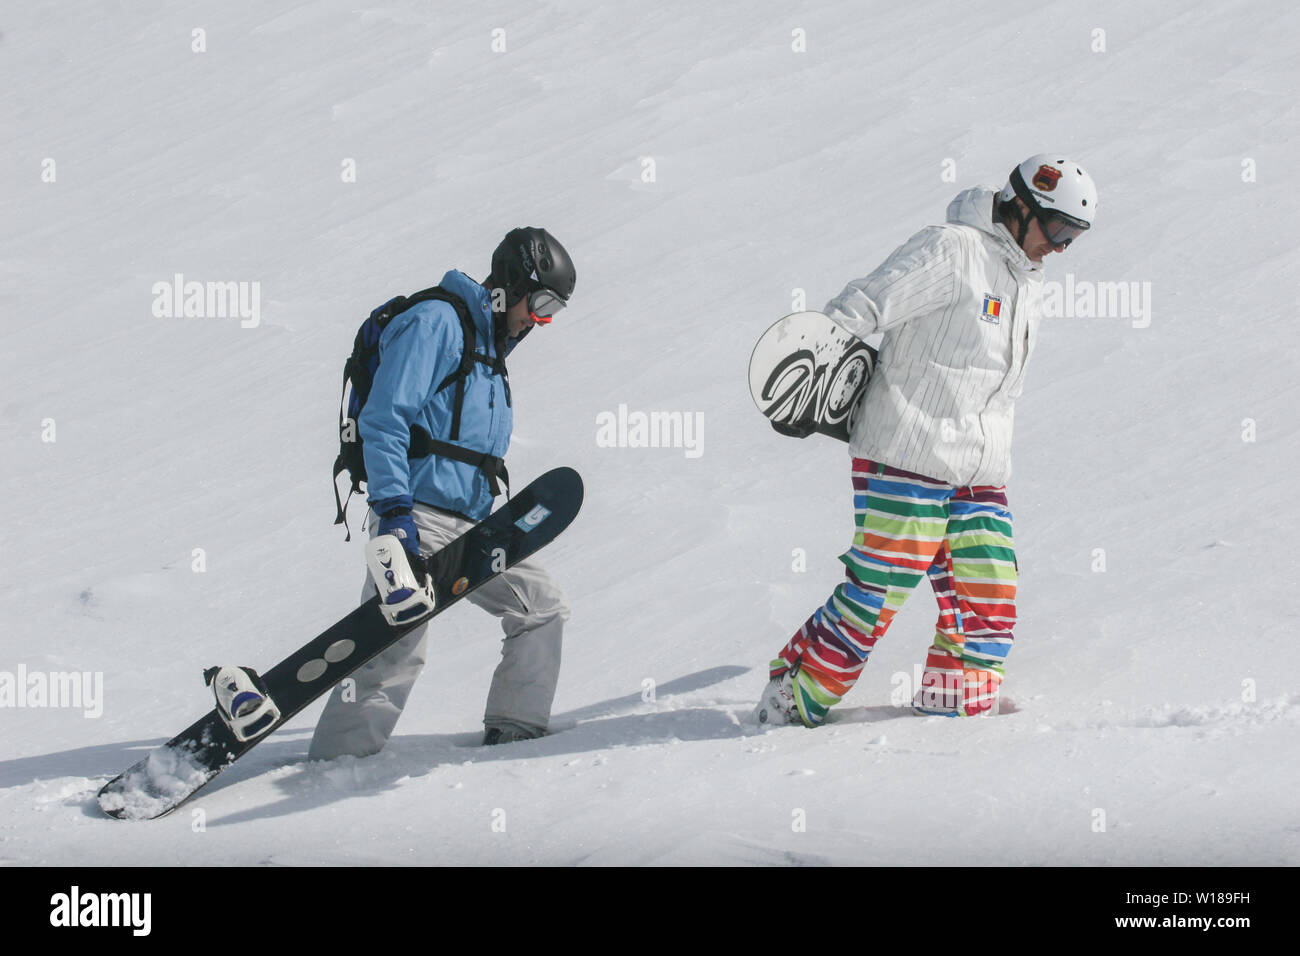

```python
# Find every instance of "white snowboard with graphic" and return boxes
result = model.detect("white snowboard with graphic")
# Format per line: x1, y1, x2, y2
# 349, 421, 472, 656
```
748, 311, 876, 442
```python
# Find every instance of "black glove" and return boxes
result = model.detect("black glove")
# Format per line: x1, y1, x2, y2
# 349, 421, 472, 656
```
771, 417, 816, 439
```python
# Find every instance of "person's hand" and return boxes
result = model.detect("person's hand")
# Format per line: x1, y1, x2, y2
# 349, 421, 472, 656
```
378, 508, 417, 548
373, 497, 424, 573
771, 417, 816, 439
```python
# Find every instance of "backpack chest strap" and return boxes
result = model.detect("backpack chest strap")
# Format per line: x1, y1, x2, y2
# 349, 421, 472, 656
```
408, 426, 509, 497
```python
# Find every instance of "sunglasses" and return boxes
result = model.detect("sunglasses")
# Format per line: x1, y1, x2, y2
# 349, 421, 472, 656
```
527, 287, 567, 324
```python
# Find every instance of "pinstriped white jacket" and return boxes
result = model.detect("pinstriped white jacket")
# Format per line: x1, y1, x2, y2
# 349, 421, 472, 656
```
826, 186, 1045, 487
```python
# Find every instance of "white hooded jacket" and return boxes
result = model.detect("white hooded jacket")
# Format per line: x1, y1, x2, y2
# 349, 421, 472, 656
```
825, 186, 1045, 487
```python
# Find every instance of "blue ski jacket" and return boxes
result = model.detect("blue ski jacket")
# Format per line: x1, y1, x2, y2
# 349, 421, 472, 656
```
359, 269, 512, 521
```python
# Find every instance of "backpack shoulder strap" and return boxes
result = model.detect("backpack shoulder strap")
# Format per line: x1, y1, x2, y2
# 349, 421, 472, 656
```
406, 287, 511, 496
407, 286, 505, 442
428, 290, 478, 441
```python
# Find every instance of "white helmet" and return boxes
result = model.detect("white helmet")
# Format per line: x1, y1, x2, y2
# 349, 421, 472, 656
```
998, 154, 1098, 246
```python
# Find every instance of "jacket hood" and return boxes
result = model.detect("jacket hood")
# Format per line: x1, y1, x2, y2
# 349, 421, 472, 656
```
946, 186, 1041, 274
439, 269, 496, 339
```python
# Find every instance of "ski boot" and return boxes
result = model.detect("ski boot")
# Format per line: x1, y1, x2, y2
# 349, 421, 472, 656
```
204, 665, 281, 742
483, 721, 545, 746
753, 670, 802, 727
365, 534, 438, 627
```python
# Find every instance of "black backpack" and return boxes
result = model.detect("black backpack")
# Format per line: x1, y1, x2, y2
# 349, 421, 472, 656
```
331, 286, 510, 538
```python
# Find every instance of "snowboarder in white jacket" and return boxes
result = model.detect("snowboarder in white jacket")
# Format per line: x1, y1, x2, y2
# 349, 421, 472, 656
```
756, 155, 1098, 726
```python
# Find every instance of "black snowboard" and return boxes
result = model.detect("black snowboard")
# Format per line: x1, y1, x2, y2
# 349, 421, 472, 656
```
97, 466, 583, 820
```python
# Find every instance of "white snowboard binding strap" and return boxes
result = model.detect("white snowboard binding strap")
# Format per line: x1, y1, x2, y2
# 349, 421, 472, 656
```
366, 533, 438, 627
204, 665, 281, 742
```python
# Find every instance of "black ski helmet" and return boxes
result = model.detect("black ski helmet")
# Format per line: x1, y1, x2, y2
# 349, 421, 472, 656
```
489, 227, 576, 309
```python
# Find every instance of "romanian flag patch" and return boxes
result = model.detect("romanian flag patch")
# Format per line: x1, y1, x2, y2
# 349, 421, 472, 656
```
981, 294, 1002, 323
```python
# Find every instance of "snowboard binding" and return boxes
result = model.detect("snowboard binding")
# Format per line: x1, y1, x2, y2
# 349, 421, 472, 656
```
365, 534, 438, 627
204, 665, 281, 742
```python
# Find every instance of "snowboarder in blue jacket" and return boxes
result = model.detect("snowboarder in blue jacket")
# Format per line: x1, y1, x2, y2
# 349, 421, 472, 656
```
311, 228, 577, 756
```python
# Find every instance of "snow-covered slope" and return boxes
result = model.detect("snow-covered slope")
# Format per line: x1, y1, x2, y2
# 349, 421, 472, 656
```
2, 0, 1297, 866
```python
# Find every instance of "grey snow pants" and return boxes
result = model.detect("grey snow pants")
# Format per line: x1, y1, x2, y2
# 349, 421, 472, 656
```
307, 502, 568, 760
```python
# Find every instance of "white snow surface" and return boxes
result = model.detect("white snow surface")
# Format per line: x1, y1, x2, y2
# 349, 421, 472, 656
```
1, 0, 1297, 866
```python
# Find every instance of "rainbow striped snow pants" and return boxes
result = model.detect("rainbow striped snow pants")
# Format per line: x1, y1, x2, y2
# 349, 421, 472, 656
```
772, 459, 1017, 722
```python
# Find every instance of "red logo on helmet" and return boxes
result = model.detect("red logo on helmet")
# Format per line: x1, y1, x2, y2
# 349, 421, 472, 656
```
1031, 165, 1062, 192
